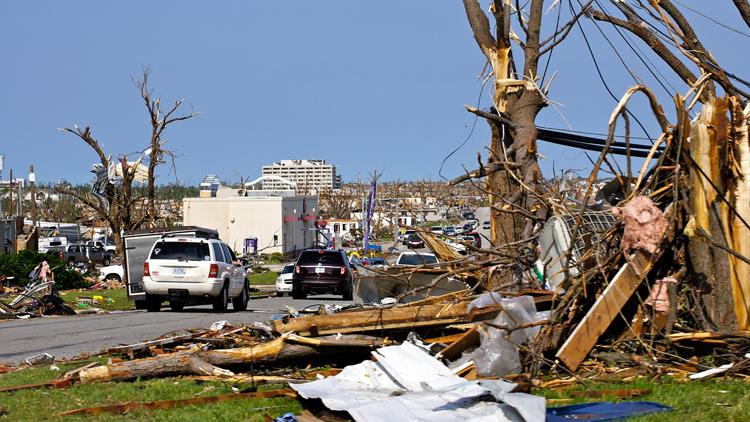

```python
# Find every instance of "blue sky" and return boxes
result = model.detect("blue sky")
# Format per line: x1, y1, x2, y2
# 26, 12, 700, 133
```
0, 1, 747, 185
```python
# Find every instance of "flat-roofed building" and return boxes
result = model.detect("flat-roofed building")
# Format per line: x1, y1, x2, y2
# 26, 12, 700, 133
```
261, 160, 342, 193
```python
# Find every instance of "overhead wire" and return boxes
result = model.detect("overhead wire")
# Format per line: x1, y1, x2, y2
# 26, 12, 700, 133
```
438, 77, 485, 181
568, 0, 656, 143
672, 0, 750, 39
595, 0, 681, 96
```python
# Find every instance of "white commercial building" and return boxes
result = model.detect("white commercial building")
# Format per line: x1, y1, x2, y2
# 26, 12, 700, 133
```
183, 195, 319, 256
261, 160, 342, 193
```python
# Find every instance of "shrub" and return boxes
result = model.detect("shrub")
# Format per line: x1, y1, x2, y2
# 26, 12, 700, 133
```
0, 250, 87, 290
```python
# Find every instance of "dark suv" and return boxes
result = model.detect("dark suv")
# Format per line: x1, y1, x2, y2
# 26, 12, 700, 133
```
292, 249, 355, 300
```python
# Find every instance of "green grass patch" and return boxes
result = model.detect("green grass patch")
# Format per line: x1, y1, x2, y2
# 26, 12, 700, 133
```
60, 288, 133, 312
0, 360, 300, 421
248, 272, 278, 285
537, 377, 750, 421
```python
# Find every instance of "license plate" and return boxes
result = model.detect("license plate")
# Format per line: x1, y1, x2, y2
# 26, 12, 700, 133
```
173, 268, 186, 275
315, 267, 325, 274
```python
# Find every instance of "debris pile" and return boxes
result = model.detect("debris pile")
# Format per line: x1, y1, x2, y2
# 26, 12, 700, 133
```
0, 261, 75, 319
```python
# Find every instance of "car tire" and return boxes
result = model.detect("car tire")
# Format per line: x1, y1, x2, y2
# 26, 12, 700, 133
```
102, 257, 111, 266
169, 301, 184, 312
105, 274, 121, 283
276, 292, 284, 297
342, 281, 353, 301
212, 282, 229, 312
232, 283, 249, 311
292, 284, 307, 300
145, 294, 161, 312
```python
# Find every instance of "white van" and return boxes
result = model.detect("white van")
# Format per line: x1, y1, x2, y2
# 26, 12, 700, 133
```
143, 237, 248, 312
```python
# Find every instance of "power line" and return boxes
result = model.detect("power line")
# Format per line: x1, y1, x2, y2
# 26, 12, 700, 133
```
673, 0, 750, 39
439, 79, 485, 181
569, 0, 655, 143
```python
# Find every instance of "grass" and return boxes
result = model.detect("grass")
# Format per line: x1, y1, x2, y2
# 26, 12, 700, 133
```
537, 377, 750, 421
60, 288, 133, 312
1, 361, 748, 421
0, 360, 300, 421
248, 272, 278, 286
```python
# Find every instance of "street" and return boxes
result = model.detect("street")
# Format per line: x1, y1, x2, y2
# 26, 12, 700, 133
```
0, 295, 349, 364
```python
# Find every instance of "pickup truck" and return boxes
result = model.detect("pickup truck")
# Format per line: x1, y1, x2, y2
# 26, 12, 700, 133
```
61, 244, 112, 267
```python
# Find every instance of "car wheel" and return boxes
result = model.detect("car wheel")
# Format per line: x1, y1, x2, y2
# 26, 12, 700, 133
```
145, 294, 162, 312
232, 283, 249, 311
276, 291, 284, 297
105, 274, 121, 283
169, 301, 184, 312
102, 257, 111, 266
342, 281, 353, 301
292, 284, 307, 300
212, 282, 229, 312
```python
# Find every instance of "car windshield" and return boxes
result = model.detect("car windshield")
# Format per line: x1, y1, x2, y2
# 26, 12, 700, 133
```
150, 241, 211, 261
281, 265, 294, 274
297, 250, 344, 266
398, 254, 438, 265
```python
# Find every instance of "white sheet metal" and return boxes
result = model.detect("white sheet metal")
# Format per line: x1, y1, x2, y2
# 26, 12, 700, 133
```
291, 341, 545, 422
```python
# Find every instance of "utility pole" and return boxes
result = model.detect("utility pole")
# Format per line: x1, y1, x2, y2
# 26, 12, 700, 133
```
29, 165, 36, 227
8, 169, 13, 219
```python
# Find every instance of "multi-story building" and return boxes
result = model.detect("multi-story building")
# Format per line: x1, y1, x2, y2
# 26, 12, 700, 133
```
261, 160, 342, 193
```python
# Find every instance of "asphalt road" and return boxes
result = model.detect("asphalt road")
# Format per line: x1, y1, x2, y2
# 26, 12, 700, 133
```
0, 295, 350, 364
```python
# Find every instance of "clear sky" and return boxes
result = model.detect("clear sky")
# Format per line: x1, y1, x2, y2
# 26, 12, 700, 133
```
0, 1, 747, 185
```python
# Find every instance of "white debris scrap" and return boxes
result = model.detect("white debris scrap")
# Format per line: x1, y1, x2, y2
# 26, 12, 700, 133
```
290, 341, 545, 422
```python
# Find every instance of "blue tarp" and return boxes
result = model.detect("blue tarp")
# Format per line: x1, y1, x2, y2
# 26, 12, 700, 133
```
547, 401, 672, 421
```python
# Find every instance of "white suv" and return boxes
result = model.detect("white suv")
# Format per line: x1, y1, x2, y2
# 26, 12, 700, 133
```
143, 237, 249, 312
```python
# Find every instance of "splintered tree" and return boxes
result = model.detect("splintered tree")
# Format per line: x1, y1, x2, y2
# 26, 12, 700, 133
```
56, 69, 198, 253
457, 0, 593, 281
456, 1, 750, 330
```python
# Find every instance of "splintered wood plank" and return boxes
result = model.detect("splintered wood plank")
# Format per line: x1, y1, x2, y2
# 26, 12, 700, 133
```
438, 325, 480, 360
555, 252, 657, 371
273, 302, 469, 335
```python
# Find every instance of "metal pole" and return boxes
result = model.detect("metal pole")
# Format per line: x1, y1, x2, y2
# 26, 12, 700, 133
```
29, 165, 36, 228
8, 169, 13, 219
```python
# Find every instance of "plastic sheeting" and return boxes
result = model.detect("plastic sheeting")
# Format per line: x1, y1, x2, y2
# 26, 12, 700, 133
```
291, 341, 545, 422
547, 401, 672, 421
470, 295, 546, 377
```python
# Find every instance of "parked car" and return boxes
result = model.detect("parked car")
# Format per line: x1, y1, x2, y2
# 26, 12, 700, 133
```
465, 231, 482, 248
445, 239, 467, 255
275, 264, 295, 297
89, 238, 117, 253
395, 251, 438, 266
461, 210, 476, 220
292, 249, 355, 300
442, 226, 456, 236
142, 237, 249, 312
406, 234, 425, 249
400, 229, 417, 245
361, 257, 388, 267
98, 264, 124, 283
482, 221, 491, 230
62, 244, 112, 267
460, 223, 474, 234
430, 226, 443, 234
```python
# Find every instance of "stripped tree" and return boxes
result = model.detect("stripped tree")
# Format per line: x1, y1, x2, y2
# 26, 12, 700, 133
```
457, 0, 594, 284
56, 69, 198, 253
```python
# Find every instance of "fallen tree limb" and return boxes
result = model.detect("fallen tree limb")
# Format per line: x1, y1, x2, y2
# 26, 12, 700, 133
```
273, 302, 470, 336
78, 335, 380, 384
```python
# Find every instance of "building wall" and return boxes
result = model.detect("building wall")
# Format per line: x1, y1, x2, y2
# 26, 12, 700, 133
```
183, 196, 318, 256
